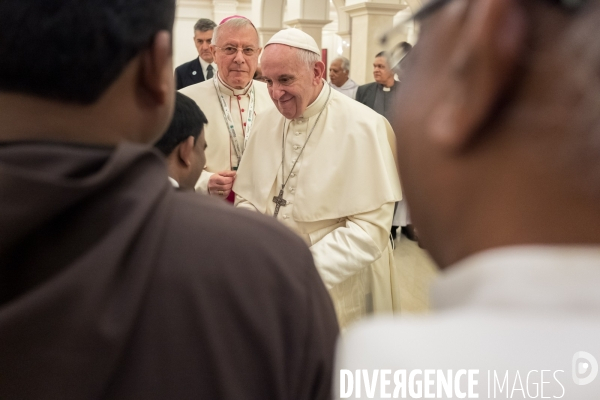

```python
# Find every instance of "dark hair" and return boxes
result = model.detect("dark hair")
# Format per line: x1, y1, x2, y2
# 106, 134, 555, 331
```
155, 92, 208, 156
0, 0, 176, 104
194, 18, 217, 32
375, 51, 387, 58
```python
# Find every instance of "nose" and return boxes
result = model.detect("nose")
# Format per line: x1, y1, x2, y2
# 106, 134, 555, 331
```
270, 83, 285, 100
233, 49, 246, 64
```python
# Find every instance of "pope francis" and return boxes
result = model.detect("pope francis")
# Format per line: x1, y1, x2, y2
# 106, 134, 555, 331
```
233, 28, 402, 328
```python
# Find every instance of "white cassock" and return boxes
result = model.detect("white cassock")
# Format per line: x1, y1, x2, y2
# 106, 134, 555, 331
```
329, 79, 359, 100
179, 76, 273, 194
335, 246, 600, 399
234, 82, 403, 328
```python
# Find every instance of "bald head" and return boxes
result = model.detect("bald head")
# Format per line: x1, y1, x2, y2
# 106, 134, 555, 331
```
393, 0, 600, 267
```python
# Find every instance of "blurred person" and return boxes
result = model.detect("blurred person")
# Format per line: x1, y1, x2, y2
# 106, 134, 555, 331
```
234, 28, 402, 328
336, 0, 600, 398
357, 45, 413, 241
154, 92, 208, 190
175, 18, 217, 90
329, 57, 358, 99
0, 1, 339, 399
180, 16, 272, 200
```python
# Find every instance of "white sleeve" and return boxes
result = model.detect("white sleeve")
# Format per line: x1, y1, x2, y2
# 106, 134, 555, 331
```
194, 171, 213, 194
309, 202, 394, 289
234, 193, 259, 212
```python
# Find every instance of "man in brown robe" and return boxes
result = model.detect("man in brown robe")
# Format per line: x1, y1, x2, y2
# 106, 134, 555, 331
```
0, 1, 339, 399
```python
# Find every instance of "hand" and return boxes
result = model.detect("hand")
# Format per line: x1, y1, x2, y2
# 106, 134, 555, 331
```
208, 170, 236, 198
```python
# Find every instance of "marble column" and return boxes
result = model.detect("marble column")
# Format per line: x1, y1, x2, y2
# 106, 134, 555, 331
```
342, 2, 406, 85
212, 0, 239, 24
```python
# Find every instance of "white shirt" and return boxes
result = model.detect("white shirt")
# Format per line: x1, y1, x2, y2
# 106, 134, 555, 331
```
335, 246, 600, 399
168, 176, 179, 188
198, 57, 217, 80
330, 78, 359, 100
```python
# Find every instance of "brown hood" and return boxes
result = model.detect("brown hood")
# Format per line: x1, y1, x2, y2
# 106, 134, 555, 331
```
0, 142, 172, 398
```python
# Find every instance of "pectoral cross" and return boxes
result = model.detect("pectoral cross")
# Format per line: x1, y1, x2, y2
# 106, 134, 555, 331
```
272, 188, 288, 218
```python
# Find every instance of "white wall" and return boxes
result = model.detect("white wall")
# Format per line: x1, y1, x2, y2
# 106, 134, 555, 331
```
173, 0, 253, 69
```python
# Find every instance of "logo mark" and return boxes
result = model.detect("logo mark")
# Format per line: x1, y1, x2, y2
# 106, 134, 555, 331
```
572, 351, 598, 385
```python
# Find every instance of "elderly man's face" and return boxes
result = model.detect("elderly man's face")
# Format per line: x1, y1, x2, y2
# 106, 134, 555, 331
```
373, 56, 394, 85
211, 24, 261, 89
261, 44, 323, 120
329, 59, 349, 87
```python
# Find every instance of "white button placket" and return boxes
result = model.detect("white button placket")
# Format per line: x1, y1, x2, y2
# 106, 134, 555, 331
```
280, 117, 307, 225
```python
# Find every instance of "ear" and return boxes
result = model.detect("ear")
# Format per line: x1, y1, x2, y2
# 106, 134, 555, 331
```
428, 0, 527, 151
210, 45, 218, 60
313, 61, 326, 84
139, 31, 173, 106
177, 136, 195, 167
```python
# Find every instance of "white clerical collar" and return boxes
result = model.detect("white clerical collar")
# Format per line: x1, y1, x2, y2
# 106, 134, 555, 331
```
168, 176, 179, 188
330, 77, 348, 90
216, 73, 252, 96
296, 79, 330, 120
432, 245, 600, 312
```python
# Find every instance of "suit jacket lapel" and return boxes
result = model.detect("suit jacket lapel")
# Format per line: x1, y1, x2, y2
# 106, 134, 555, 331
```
188, 58, 204, 84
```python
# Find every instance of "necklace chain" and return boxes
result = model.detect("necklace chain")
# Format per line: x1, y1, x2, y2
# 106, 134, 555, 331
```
280, 85, 332, 190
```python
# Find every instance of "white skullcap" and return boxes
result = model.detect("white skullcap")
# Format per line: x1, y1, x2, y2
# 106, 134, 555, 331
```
265, 28, 320, 55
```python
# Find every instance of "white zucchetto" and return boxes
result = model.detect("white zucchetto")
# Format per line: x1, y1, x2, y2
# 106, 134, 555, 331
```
265, 28, 320, 55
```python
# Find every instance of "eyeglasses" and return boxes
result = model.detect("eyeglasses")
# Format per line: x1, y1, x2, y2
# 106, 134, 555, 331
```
380, 0, 588, 72
214, 45, 258, 57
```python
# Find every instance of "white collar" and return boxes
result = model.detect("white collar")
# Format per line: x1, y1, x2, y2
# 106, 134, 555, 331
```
433, 245, 600, 312
216, 73, 252, 96
296, 79, 330, 120
198, 57, 216, 73
168, 176, 179, 188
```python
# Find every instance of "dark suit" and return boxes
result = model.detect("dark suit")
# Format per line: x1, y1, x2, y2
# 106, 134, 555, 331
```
355, 82, 379, 109
174, 58, 206, 90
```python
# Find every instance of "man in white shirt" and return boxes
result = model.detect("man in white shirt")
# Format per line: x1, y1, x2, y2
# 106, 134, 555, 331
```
329, 57, 358, 99
154, 92, 207, 190
175, 18, 218, 90
336, 0, 600, 398
180, 16, 272, 199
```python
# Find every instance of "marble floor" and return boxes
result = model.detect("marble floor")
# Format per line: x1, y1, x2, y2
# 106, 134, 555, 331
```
392, 234, 439, 313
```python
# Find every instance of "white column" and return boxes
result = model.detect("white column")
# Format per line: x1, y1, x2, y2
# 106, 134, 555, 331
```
257, 27, 281, 48
212, 0, 239, 24
174, 0, 214, 68
342, 2, 406, 85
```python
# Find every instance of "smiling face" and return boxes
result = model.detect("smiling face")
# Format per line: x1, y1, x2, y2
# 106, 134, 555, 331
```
194, 30, 214, 63
261, 44, 324, 120
211, 24, 260, 89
